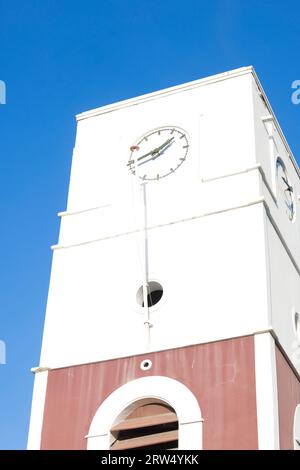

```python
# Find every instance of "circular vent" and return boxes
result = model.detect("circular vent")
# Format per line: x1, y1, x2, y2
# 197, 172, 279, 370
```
140, 359, 152, 371
136, 281, 163, 308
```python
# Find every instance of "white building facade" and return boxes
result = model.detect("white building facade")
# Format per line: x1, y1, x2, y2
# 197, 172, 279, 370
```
28, 67, 300, 450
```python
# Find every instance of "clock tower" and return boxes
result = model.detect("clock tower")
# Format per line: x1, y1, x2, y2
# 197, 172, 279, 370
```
28, 66, 300, 450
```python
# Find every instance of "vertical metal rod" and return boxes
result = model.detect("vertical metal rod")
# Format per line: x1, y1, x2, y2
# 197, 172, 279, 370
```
141, 181, 150, 350
133, 152, 151, 349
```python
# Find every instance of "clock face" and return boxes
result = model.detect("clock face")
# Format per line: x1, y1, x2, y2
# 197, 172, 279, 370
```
276, 157, 295, 221
127, 126, 189, 181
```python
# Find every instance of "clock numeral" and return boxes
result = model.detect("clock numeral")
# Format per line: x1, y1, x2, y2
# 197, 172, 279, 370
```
180, 134, 186, 139
180, 157, 186, 161
170, 168, 174, 173
170, 128, 175, 134
143, 175, 147, 180
156, 174, 160, 180
182, 145, 189, 149
157, 130, 161, 135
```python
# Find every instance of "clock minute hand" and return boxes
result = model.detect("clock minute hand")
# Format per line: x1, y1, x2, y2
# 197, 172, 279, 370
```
282, 176, 293, 192
152, 140, 174, 159
136, 137, 174, 160
153, 137, 175, 154
147, 138, 175, 162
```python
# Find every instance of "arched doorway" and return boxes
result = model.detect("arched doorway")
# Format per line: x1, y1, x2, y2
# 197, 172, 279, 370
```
86, 376, 203, 450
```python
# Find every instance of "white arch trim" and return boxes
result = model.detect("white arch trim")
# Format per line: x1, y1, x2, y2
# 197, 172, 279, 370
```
86, 376, 203, 450
294, 404, 300, 450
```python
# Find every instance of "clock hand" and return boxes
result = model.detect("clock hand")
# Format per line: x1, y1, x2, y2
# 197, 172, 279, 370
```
285, 201, 294, 219
140, 137, 175, 161
153, 137, 174, 154
281, 176, 293, 192
151, 140, 174, 159
127, 137, 174, 166
127, 148, 156, 166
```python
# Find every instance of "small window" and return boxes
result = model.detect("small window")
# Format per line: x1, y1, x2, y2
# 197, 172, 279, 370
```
110, 401, 178, 450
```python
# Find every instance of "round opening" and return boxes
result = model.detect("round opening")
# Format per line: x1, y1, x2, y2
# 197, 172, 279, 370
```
140, 359, 152, 371
136, 281, 163, 308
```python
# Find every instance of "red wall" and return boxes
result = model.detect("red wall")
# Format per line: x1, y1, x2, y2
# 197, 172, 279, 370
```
276, 346, 300, 449
41, 336, 258, 450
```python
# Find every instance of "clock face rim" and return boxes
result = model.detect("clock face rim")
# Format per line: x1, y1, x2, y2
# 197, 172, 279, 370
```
128, 126, 189, 181
276, 156, 295, 222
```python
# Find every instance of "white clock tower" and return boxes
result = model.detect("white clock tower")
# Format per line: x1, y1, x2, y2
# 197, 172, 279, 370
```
28, 66, 300, 450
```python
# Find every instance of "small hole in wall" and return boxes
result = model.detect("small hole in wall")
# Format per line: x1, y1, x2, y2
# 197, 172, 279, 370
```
140, 359, 152, 371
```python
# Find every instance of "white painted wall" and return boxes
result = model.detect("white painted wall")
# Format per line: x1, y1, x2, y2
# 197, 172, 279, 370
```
251, 74, 300, 373
254, 333, 279, 450
294, 404, 300, 450
266, 216, 300, 370
27, 369, 49, 449
40, 203, 269, 367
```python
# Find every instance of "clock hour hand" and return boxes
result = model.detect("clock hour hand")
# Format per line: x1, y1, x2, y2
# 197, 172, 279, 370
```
127, 148, 155, 166
281, 176, 293, 192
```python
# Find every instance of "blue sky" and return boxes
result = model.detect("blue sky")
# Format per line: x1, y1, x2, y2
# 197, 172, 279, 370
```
0, 0, 300, 449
